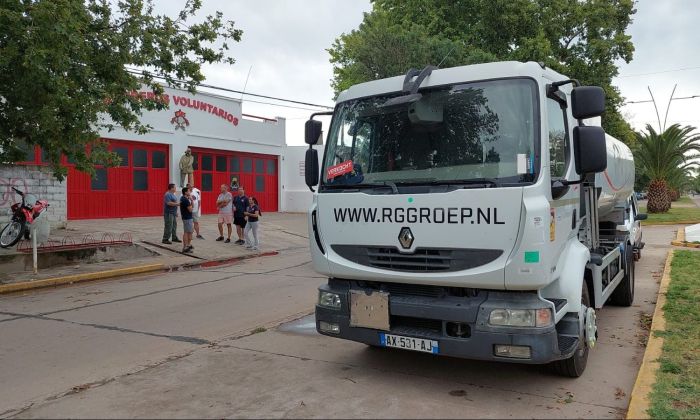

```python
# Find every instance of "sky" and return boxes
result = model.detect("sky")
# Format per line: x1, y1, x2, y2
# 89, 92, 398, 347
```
155, 0, 700, 145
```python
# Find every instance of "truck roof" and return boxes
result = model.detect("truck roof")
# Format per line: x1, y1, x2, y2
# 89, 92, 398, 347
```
335, 61, 568, 104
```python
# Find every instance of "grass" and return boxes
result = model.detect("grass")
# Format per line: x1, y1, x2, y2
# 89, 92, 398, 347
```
675, 196, 696, 206
640, 205, 700, 224
648, 250, 700, 419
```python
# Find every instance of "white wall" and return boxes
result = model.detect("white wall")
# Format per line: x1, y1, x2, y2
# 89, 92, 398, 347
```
280, 145, 322, 213
99, 87, 286, 188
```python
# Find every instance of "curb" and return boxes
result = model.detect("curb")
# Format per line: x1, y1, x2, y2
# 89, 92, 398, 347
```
670, 227, 700, 248
0, 264, 165, 295
643, 220, 700, 226
0, 250, 281, 295
626, 249, 674, 419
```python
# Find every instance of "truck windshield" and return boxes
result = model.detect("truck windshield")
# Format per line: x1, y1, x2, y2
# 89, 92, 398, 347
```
321, 78, 538, 188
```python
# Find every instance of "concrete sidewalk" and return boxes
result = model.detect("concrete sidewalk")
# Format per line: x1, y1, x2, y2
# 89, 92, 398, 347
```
1, 212, 309, 287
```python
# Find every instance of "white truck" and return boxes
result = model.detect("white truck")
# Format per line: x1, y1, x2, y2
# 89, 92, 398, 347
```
303, 61, 646, 377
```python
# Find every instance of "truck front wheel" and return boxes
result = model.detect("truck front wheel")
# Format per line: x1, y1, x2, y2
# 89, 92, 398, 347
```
549, 282, 591, 377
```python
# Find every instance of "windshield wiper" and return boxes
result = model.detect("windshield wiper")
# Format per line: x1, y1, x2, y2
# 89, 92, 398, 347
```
395, 178, 502, 188
322, 181, 399, 194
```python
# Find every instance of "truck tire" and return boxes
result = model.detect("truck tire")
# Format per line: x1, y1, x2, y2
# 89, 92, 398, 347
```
550, 282, 590, 377
609, 244, 635, 306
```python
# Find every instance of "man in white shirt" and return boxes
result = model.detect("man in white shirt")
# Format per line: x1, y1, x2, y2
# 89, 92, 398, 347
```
187, 183, 204, 239
216, 184, 234, 243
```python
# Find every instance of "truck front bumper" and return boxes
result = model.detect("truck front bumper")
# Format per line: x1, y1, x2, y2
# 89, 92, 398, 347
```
315, 281, 575, 365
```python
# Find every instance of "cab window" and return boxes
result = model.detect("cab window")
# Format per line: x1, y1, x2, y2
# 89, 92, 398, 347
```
547, 98, 569, 178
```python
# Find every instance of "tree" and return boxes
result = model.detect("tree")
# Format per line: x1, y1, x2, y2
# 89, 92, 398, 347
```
329, 0, 636, 145
633, 124, 700, 213
329, 10, 497, 95
0, 0, 242, 179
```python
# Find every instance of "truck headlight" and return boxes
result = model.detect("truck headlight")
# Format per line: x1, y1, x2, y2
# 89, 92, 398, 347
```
489, 308, 552, 327
318, 291, 342, 309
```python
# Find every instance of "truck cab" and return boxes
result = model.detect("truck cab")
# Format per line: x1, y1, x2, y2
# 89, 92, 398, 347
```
304, 61, 640, 377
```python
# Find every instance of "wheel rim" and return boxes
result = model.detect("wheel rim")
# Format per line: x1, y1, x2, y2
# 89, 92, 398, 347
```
0, 222, 22, 245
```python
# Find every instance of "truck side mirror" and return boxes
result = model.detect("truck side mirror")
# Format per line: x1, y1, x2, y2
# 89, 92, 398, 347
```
635, 213, 648, 221
305, 120, 323, 145
571, 86, 606, 119
305, 148, 319, 190
573, 126, 607, 174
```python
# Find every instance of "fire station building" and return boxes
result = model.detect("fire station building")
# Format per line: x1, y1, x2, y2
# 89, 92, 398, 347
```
5, 86, 314, 224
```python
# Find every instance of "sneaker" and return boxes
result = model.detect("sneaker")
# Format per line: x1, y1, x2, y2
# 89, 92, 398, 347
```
183, 247, 194, 253
216, 236, 224, 241
245, 245, 252, 249
236, 239, 245, 245
162, 240, 172, 244
196, 235, 204, 239
252, 246, 259, 251
172, 238, 182, 243
224, 238, 231, 243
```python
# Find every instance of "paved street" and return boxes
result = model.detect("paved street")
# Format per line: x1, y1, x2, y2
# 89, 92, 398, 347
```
0, 224, 676, 418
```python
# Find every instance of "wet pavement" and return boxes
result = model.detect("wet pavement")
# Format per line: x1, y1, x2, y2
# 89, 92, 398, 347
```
0, 223, 678, 418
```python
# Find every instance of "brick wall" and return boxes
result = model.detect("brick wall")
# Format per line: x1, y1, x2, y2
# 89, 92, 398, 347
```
0, 165, 67, 228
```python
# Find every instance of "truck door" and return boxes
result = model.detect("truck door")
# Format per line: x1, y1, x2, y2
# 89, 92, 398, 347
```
546, 95, 578, 263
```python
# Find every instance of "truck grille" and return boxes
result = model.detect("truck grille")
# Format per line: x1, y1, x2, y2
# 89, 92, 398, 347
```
391, 315, 443, 333
332, 245, 503, 273
368, 247, 451, 271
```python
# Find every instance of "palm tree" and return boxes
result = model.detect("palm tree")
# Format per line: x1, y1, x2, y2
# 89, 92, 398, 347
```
633, 124, 700, 213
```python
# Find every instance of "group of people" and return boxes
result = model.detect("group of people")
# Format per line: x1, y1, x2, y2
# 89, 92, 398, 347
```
162, 183, 261, 253
215, 184, 261, 249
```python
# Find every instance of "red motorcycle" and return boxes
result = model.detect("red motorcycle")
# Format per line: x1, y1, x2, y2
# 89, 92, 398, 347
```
0, 187, 50, 248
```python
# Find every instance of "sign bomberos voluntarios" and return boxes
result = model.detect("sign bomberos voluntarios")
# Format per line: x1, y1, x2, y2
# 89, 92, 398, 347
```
128, 90, 239, 127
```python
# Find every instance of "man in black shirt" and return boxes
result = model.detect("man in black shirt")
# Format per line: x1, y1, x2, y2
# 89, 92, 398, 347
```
232, 187, 250, 245
180, 187, 194, 253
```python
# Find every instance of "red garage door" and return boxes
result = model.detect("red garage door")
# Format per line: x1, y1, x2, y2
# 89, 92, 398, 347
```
190, 147, 278, 213
67, 140, 169, 219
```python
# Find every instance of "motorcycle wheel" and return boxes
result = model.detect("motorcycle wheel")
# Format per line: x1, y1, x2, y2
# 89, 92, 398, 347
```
0, 221, 25, 248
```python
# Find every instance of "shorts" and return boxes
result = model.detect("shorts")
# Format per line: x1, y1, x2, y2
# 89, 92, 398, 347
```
218, 214, 233, 224
234, 216, 247, 228
183, 219, 194, 233
192, 213, 200, 222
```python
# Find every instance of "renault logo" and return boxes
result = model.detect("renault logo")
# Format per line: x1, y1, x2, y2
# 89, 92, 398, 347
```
398, 227, 414, 249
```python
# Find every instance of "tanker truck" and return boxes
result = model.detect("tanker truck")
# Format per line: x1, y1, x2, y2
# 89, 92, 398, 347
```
303, 61, 646, 377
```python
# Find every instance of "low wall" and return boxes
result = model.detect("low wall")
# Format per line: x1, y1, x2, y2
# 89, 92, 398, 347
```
0, 165, 67, 228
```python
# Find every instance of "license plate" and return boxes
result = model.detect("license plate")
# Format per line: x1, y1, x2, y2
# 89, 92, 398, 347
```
379, 333, 439, 354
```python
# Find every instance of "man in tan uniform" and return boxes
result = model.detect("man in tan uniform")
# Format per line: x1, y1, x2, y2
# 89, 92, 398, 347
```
179, 148, 194, 187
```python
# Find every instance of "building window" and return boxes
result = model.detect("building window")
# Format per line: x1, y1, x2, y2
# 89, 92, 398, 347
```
216, 155, 227, 172
255, 175, 265, 192
202, 173, 213, 191
230, 157, 240, 172
243, 158, 253, 173
91, 168, 108, 190
20, 143, 36, 163
152, 151, 166, 168
266, 159, 276, 175
201, 155, 213, 171
133, 149, 148, 167
133, 170, 148, 191
255, 159, 265, 173
114, 147, 129, 167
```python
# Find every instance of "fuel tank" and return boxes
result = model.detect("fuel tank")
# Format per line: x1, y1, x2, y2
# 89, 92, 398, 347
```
595, 134, 635, 218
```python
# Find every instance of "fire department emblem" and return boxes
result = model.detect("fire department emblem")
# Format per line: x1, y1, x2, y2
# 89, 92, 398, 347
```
170, 109, 190, 131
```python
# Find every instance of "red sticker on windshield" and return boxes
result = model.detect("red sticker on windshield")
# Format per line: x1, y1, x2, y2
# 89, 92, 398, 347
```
327, 160, 354, 179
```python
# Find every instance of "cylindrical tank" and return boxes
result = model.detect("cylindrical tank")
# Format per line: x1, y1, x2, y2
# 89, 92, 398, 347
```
595, 134, 635, 218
